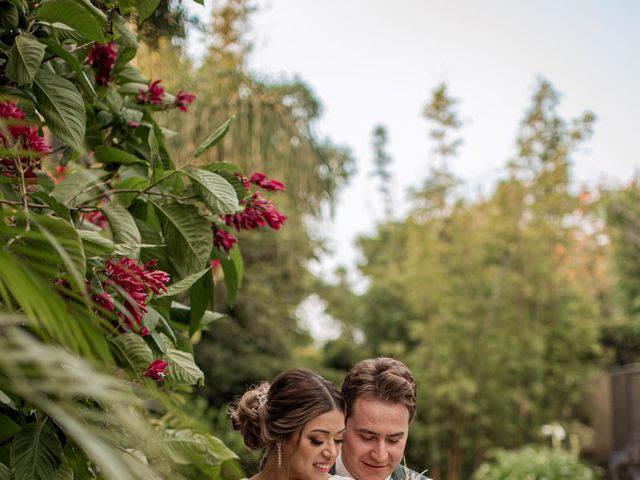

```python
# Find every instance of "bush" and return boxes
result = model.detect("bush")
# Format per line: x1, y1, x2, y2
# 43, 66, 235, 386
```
473, 446, 601, 480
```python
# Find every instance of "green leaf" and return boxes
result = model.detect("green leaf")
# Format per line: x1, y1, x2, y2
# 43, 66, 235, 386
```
0, 415, 20, 444
50, 168, 108, 207
165, 349, 204, 386
0, 462, 10, 480
32, 215, 86, 289
193, 118, 232, 158
162, 268, 210, 297
29, 192, 71, 221
38, 38, 96, 97
95, 146, 146, 166
112, 14, 138, 48
33, 69, 86, 150
55, 455, 73, 480
10, 422, 62, 480
151, 200, 212, 277
189, 273, 209, 337
110, 333, 153, 375
101, 202, 142, 258
36, 0, 106, 43
199, 162, 249, 200
136, 0, 161, 23
183, 167, 239, 214
112, 176, 149, 208
217, 244, 243, 307
78, 229, 115, 256
0, 2, 19, 30
0, 390, 18, 411
114, 66, 147, 85
6, 33, 46, 86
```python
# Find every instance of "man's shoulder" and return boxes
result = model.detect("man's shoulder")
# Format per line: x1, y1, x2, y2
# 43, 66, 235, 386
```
392, 465, 432, 480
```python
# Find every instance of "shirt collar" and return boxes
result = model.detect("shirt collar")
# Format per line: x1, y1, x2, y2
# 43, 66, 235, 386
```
335, 453, 392, 480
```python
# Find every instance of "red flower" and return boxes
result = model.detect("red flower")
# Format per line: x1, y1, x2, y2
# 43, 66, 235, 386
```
0, 102, 51, 179
210, 259, 221, 270
141, 259, 170, 295
137, 80, 165, 106
143, 359, 168, 382
87, 42, 117, 86
249, 172, 285, 192
213, 228, 237, 252
175, 90, 195, 112
104, 257, 169, 334
127, 120, 141, 128
82, 210, 108, 229
92, 292, 115, 313
223, 192, 286, 231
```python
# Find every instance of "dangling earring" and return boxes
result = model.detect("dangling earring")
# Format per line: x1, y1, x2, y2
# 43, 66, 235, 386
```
277, 443, 282, 469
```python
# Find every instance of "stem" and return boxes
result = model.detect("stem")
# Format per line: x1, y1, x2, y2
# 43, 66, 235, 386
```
14, 160, 30, 232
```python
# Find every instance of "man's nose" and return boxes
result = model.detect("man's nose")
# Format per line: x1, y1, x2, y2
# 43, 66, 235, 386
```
370, 440, 388, 461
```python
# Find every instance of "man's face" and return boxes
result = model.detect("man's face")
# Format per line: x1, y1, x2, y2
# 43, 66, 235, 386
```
341, 397, 410, 480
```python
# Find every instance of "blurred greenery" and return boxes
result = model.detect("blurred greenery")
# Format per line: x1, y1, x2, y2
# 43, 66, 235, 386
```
472, 446, 601, 479
133, 2, 640, 479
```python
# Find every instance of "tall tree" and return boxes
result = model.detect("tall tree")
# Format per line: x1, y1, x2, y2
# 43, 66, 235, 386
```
371, 124, 394, 220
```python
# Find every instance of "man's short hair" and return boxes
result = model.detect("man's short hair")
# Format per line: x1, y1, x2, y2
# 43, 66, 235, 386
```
341, 357, 417, 421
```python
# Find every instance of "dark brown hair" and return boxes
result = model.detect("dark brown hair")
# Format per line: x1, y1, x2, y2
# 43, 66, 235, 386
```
341, 357, 417, 421
229, 367, 344, 450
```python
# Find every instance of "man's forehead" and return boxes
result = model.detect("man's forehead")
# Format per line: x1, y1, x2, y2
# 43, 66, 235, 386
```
348, 397, 410, 430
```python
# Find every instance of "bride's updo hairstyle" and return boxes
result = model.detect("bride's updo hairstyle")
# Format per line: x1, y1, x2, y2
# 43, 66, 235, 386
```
229, 367, 344, 452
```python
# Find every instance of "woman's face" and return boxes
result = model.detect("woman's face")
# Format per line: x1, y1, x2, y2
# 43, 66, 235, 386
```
285, 408, 345, 479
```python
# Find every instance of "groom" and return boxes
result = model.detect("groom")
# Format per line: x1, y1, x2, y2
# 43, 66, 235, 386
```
332, 357, 431, 480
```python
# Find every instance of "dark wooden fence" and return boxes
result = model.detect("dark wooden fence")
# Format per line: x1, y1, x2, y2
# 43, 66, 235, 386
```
589, 364, 640, 479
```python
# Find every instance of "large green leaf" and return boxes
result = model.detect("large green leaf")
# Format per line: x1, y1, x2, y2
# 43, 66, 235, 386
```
55, 456, 73, 480
50, 168, 108, 206
6, 33, 46, 86
36, 0, 106, 42
158, 430, 235, 467
0, 463, 10, 480
110, 333, 153, 375
217, 244, 243, 307
136, 0, 161, 23
10, 422, 62, 480
0, 415, 20, 443
101, 202, 142, 258
0, 2, 19, 30
95, 146, 146, 166
199, 162, 249, 201
78, 229, 115, 257
151, 200, 212, 277
193, 118, 232, 158
31, 215, 86, 289
38, 38, 96, 97
165, 349, 204, 386
183, 167, 239, 214
161, 268, 210, 297
112, 14, 138, 48
33, 69, 85, 150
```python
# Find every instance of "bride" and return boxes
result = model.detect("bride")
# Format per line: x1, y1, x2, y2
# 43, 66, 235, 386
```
230, 367, 351, 480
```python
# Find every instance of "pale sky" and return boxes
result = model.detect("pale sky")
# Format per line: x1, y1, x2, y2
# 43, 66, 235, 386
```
188, 0, 640, 289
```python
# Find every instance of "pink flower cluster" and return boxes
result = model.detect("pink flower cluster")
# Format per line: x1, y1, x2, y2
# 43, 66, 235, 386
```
223, 192, 287, 231
213, 227, 237, 252
95, 257, 170, 336
87, 42, 117, 86
248, 172, 285, 192
137, 80, 165, 106
235, 172, 286, 192
82, 210, 108, 229
0, 102, 51, 178
175, 90, 195, 112
144, 359, 168, 382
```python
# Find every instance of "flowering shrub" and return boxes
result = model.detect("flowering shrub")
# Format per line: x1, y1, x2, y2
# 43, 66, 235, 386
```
0, 1, 284, 478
